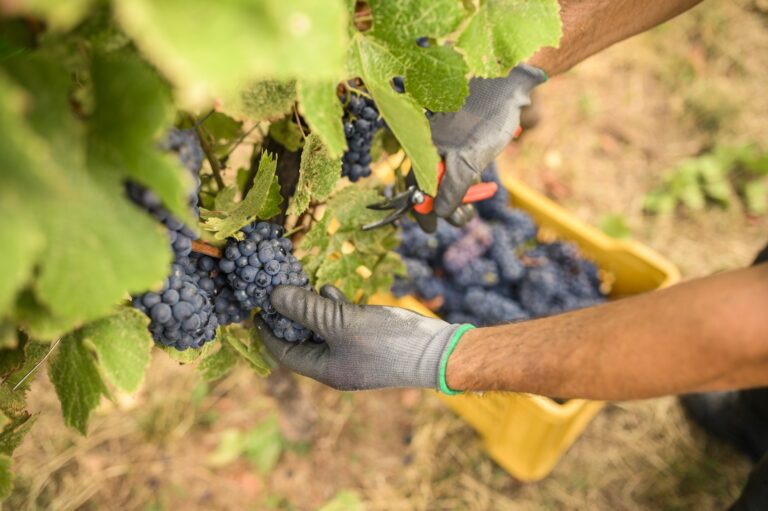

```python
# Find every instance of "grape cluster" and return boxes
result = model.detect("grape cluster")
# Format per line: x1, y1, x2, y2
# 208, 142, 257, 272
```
392, 163, 606, 327
131, 263, 218, 350
159, 128, 205, 180
217, 221, 313, 343
129, 131, 318, 348
129, 128, 221, 350
340, 82, 384, 182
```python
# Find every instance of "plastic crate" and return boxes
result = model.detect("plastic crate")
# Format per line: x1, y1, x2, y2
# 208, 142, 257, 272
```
369, 168, 680, 482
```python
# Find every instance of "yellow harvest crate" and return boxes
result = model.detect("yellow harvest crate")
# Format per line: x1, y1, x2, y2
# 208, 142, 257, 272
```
370, 168, 680, 482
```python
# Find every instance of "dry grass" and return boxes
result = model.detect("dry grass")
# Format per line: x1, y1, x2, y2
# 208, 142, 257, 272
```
8, 1, 768, 509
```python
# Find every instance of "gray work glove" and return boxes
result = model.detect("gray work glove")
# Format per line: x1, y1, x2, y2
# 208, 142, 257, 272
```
418, 63, 547, 232
257, 285, 468, 391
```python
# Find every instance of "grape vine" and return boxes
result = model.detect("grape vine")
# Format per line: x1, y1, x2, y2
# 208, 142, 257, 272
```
0, 0, 563, 499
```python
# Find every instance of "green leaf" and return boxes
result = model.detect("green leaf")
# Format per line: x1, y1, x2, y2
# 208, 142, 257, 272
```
300, 186, 404, 301
0, 341, 49, 417
269, 118, 304, 152
0, 205, 43, 316
0, 413, 35, 456
369, 0, 469, 111
201, 112, 243, 143
13, 291, 80, 341
7, 0, 93, 30
202, 152, 279, 239
88, 52, 193, 222
599, 214, 631, 239
0, 59, 171, 327
457, 0, 562, 78
318, 490, 365, 511
214, 185, 239, 212
158, 341, 216, 364
225, 326, 270, 376
82, 308, 153, 393
113, 0, 348, 105
48, 331, 109, 434
743, 180, 768, 216
198, 343, 238, 382
243, 415, 283, 474
226, 80, 297, 122
0, 454, 12, 500
288, 134, 342, 216
297, 81, 347, 157
347, 34, 440, 194
259, 177, 284, 220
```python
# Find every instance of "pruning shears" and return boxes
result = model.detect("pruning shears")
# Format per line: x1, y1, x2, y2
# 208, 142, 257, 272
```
362, 161, 498, 230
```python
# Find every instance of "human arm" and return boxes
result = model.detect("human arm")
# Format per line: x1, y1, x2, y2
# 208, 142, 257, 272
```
529, 0, 705, 77
259, 264, 768, 398
447, 263, 768, 400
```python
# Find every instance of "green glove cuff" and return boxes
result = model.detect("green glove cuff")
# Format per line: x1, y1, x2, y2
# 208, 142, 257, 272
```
438, 324, 475, 395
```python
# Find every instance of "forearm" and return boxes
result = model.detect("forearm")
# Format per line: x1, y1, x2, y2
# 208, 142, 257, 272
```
529, 0, 704, 76
446, 264, 768, 400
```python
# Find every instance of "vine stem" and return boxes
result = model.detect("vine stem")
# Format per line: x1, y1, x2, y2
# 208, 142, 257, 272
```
191, 240, 222, 258
195, 124, 226, 190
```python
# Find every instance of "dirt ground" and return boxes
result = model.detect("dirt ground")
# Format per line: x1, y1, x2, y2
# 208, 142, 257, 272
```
8, 1, 768, 510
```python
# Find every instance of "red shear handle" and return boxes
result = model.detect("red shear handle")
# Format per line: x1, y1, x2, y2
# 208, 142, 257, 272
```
413, 161, 498, 215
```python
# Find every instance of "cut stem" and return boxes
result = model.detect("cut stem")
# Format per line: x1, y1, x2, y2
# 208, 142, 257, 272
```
191, 240, 222, 258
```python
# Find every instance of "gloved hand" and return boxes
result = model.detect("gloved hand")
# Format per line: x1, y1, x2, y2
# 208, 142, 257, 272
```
418, 63, 547, 232
256, 284, 473, 392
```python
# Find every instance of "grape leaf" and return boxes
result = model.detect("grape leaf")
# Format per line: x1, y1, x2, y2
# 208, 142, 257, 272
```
456, 0, 562, 78
0, 413, 35, 456
224, 326, 270, 376
0, 59, 171, 328
82, 308, 153, 393
214, 185, 239, 212
198, 343, 238, 382
259, 177, 284, 220
269, 118, 304, 152
4, 0, 93, 30
88, 52, 194, 222
158, 341, 216, 364
297, 81, 346, 158
0, 341, 49, 418
13, 291, 81, 342
202, 152, 279, 239
48, 331, 109, 434
368, 0, 469, 111
0, 206, 42, 316
300, 186, 404, 300
347, 33, 440, 195
0, 454, 11, 500
288, 134, 342, 216
113, 0, 348, 105
201, 112, 243, 143
225, 80, 297, 122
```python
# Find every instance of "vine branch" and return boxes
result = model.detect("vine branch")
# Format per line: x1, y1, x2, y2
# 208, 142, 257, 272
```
194, 123, 226, 190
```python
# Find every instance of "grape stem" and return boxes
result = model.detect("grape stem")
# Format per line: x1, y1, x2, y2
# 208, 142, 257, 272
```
191, 239, 222, 259
194, 123, 226, 190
